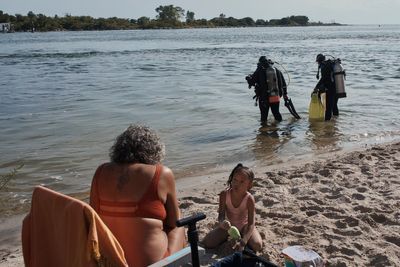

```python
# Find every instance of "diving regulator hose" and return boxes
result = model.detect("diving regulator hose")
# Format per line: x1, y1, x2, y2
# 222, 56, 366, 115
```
273, 61, 291, 87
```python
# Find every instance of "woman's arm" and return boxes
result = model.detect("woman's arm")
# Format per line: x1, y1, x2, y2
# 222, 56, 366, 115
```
159, 166, 186, 253
89, 164, 106, 211
165, 225, 185, 254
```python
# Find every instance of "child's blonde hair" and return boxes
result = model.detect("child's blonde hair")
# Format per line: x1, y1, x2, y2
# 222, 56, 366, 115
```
227, 163, 255, 188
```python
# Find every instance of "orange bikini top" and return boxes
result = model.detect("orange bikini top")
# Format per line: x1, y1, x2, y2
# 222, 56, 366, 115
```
95, 164, 167, 221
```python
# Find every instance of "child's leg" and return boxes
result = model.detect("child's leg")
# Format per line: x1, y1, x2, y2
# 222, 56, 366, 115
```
247, 227, 263, 252
201, 227, 228, 249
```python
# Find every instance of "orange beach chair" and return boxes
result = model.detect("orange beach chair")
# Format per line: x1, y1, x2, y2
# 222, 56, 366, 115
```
22, 186, 128, 267
21, 186, 205, 267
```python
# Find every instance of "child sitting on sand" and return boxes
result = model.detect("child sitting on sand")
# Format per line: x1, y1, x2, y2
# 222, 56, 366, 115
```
202, 163, 263, 252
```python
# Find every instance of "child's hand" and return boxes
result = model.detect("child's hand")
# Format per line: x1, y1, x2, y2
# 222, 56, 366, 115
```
219, 220, 231, 231
233, 239, 246, 251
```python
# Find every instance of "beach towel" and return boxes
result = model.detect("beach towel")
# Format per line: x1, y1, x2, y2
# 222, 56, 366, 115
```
21, 186, 128, 267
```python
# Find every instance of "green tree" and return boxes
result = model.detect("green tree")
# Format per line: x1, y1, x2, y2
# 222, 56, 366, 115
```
155, 5, 184, 22
239, 17, 255, 27
27, 11, 36, 21
268, 19, 280, 26
186, 10, 195, 23
35, 13, 48, 30
225, 17, 239, 27
0, 8, 331, 31
27, 11, 36, 30
60, 14, 79, 30
0, 10, 10, 23
137, 16, 150, 27
280, 17, 290, 25
255, 19, 266, 26
210, 14, 230, 27
290, 15, 309, 25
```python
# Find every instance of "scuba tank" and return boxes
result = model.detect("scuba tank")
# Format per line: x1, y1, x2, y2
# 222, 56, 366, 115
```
265, 66, 280, 103
332, 58, 346, 98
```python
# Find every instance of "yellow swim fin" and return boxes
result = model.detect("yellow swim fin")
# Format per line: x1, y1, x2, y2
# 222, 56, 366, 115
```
309, 93, 325, 120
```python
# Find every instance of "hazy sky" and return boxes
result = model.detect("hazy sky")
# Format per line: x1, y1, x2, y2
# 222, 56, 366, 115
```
2, 0, 399, 24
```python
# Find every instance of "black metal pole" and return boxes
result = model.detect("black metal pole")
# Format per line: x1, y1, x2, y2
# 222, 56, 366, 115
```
188, 224, 200, 267
176, 213, 206, 267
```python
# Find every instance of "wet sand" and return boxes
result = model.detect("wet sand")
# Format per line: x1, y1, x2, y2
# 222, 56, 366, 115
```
1, 141, 400, 266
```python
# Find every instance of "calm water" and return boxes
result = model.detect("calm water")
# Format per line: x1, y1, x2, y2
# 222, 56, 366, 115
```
1, 25, 400, 215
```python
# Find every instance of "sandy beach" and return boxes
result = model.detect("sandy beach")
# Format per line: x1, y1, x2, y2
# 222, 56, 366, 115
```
179, 141, 400, 266
1, 141, 400, 266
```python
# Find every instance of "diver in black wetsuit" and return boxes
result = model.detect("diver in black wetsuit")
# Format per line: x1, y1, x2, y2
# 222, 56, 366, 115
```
246, 56, 287, 124
314, 53, 339, 121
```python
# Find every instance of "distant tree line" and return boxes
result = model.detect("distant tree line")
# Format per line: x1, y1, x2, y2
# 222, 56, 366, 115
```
0, 6, 340, 32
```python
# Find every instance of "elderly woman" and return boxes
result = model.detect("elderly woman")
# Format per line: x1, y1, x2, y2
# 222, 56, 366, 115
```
90, 125, 185, 267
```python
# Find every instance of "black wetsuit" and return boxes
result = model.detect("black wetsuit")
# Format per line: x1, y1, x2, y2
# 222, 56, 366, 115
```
247, 64, 287, 122
316, 60, 339, 121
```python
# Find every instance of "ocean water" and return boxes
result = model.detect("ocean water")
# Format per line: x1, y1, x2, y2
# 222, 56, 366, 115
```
1, 25, 400, 215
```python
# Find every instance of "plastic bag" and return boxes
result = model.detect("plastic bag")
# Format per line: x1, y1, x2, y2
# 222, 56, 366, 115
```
282, 246, 324, 267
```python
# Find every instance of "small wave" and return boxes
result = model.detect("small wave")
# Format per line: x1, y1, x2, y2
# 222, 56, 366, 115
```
0, 51, 102, 59
50, 175, 63, 181
0, 46, 251, 61
371, 75, 385, 81
187, 130, 243, 144
64, 64, 89, 73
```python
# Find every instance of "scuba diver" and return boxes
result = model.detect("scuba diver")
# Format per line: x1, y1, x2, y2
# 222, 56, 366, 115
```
245, 56, 288, 124
314, 53, 346, 121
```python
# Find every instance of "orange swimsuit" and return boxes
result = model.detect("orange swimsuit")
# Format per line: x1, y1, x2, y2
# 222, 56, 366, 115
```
90, 164, 169, 267
94, 164, 167, 220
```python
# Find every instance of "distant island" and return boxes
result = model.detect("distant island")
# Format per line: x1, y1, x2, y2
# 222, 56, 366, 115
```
0, 5, 342, 32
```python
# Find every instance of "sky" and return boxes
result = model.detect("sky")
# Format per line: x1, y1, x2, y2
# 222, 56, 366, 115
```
1, 0, 400, 25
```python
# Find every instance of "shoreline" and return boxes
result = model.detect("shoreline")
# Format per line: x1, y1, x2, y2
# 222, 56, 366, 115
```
1, 141, 400, 266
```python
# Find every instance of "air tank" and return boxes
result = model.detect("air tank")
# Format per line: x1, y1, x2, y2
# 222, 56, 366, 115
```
333, 59, 346, 98
266, 66, 280, 103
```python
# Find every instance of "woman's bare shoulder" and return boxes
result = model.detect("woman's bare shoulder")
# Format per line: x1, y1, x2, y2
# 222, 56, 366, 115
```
93, 162, 111, 177
157, 165, 176, 190
159, 165, 174, 177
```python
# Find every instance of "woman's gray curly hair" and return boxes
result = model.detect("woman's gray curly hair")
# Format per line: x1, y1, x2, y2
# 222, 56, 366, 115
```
109, 124, 165, 164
